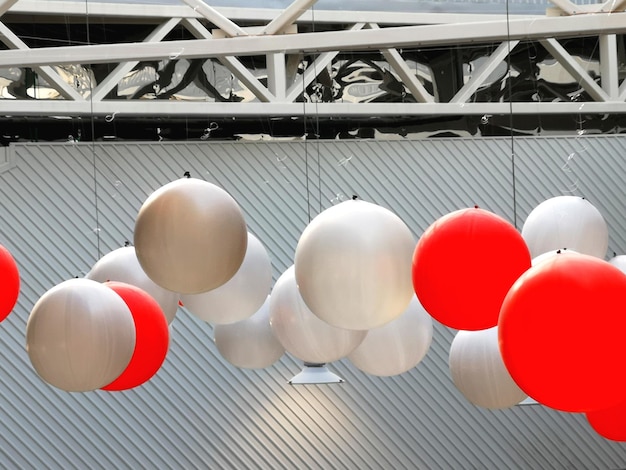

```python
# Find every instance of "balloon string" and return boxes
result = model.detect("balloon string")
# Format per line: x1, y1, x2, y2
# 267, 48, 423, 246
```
302, 5, 321, 224
312, 5, 322, 217
85, 0, 101, 261
303, 62, 311, 223
505, 0, 518, 230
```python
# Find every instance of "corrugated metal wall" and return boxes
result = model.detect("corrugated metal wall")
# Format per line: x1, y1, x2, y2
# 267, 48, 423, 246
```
0, 137, 625, 469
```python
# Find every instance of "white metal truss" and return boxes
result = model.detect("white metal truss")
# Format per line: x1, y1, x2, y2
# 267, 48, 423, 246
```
1, 0, 626, 118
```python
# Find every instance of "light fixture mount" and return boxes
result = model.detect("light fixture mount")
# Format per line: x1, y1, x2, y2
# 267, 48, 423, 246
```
288, 363, 344, 385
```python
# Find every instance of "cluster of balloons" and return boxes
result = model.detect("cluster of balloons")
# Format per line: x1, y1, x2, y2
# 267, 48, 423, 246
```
25, 176, 263, 392
19, 173, 626, 442
132, 177, 285, 369
283, 198, 434, 376
413, 195, 626, 442
184, 194, 434, 378
183, 230, 280, 369
0, 243, 19, 322
504, 196, 626, 442
413, 206, 532, 410
26, 278, 169, 392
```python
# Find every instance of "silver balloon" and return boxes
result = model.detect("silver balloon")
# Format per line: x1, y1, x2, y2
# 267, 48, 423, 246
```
214, 296, 284, 369
521, 196, 608, 259
134, 177, 248, 294
531, 248, 577, 267
295, 199, 415, 330
26, 278, 136, 392
348, 295, 433, 376
86, 246, 180, 323
449, 327, 527, 410
269, 266, 366, 364
181, 232, 272, 324
609, 254, 626, 274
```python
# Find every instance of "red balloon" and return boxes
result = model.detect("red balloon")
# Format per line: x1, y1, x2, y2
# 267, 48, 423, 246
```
102, 281, 169, 391
0, 244, 19, 322
586, 401, 626, 441
499, 253, 626, 412
412, 207, 531, 330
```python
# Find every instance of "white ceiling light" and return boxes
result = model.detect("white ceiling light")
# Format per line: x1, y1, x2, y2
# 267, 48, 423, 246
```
288, 363, 344, 385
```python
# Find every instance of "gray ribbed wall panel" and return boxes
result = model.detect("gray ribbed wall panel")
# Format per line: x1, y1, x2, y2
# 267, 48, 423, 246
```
0, 137, 625, 469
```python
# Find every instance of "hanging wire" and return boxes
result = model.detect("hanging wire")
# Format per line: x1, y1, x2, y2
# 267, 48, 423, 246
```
311, 5, 322, 216
302, 61, 312, 223
557, 29, 599, 195
84, 0, 101, 260
505, 0, 518, 230
526, 41, 543, 134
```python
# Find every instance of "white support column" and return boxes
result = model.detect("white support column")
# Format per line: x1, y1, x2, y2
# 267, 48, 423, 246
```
540, 38, 609, 102
0, 0, 18, 17
267, 52, 286, 100
89, 18, 181, 102
260, 0, 318, 36
182, 18, 275, 102
285, 53, 301, 88
368, 23, 434, 103
284, 23, 365, 103
451, 40, 518, 104
599, 34, 619, 99
181, 0, 247, 37
0, 22, 84, 101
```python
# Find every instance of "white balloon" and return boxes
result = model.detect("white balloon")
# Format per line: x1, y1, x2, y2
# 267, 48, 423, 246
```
531, 247, 578, 267
86, 246, 180, 323
214, 296, 284, 369
134, 177, 248, 294
269, 266, 366, 364
449, 327, 527, 410
181, 232, 272, 324
609, 254, 626, 274
521, 196, 608, 259
348, 295, 433, 376
294, 199, 414, 331
26, 278, 136, 392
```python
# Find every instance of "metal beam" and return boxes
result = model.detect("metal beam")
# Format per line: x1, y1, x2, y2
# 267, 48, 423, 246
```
182, 18, 275, 103
89, 18, 181, 101
181, 0, 248, 37
368, 23, 434, 104
1, 13, 624, 68
540, 38, 610, 102
267, 52, 287, 99
260, 0, 318, 36
451, 41, 519, 104
619, 79, 626, 102
0, 0, 18, 17
381, 47, 435, 103
220, 57, 276, 102
599, 34, 619, 99
0, 22, 84, 101
9, 1, 539, 25
285, 50, 335, 103
548, 0, 579, 15
595, 0, 626, 13
284, 22, 365, 103
3, 100, 626, 117
550, 0, 626, 14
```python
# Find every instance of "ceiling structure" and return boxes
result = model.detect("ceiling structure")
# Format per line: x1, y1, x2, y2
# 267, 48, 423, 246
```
1, 0, 626, 140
